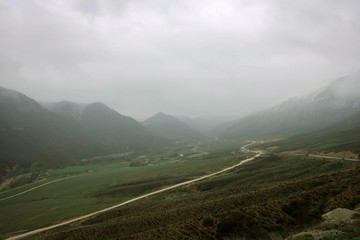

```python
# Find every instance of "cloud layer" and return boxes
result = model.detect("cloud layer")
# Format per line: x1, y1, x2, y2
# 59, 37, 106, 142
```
1, 0, 360, 120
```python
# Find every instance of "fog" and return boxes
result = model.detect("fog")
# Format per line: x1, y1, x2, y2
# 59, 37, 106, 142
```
1, 0, 360, 120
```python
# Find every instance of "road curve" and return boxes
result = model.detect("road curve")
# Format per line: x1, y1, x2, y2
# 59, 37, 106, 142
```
6, 149, 261, 240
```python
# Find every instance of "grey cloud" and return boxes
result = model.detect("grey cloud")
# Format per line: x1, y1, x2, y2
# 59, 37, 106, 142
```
0, 0, 360, 120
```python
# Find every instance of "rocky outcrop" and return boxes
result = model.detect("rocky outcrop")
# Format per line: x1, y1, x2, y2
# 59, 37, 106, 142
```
321, 208, 359, 223
287, 208, 360, 240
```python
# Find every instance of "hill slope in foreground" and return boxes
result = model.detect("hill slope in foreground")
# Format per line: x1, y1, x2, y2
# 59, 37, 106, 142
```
4, 151, 359, 240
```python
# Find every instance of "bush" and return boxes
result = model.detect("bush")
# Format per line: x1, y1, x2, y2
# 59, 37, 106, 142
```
202, 216, 214, 227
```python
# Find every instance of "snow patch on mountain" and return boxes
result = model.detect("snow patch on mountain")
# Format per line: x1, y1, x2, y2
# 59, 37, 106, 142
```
272, 72, 360, 113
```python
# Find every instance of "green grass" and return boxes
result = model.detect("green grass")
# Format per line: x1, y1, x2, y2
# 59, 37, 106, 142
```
196, 139, 246, 153
45, 161, 130, 177
3, 137, 359, 240
0, 150, 244, 238
259, 126, 360, 157
24, 154, 360, 240
0, 180, 55, 199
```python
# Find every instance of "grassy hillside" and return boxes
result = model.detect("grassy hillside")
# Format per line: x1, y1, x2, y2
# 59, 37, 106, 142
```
20, 154, 360, 240
0, 146, 245, 239
259, 112, 360, 156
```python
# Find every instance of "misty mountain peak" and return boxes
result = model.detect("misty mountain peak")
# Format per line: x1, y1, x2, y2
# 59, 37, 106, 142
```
0, 86, 41, 112
41, 100, 90, 121
222, 72, 360, 139
0, 86, 22, 101
321, 72, 360, 100
143, 112, 203, 142
273, 72, 360, 112
154, 112, 168, 117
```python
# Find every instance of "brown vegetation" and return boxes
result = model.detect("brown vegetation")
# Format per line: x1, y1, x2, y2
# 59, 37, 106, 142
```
27, 155, 360, 240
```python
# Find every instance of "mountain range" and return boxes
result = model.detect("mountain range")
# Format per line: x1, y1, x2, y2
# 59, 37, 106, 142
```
41, 101, 163, 151
221, 73, 360, 140
0, 87, 165, 179
1, 72, 360, 179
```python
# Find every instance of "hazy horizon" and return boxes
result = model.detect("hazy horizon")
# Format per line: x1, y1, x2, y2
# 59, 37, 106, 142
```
1, 0, 360, 120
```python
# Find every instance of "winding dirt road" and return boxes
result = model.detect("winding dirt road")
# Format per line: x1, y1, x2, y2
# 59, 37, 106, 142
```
6, 147, 261, 240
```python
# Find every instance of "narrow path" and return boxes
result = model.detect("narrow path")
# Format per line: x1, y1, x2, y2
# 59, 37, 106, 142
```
289, 153, 360, 162
6, 148, 261, 240
191, 145, 208, 154
189, 144, 209, 158
0, 177, 75, 202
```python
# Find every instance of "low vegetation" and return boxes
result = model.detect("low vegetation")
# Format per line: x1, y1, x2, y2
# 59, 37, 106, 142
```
0, 144, 245, 239
15, 153, 360, 240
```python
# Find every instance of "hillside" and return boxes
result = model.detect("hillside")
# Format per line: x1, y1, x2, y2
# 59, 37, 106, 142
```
222, 73, 360, 139
40, 101, 88, 121
15, 153, 360, 240
0, 87, 166, 180
260, 112, 360, 156
42, 101, 166, 151
0, 86, 93, 179
175, 115, 237, 136
143, 112, 203, 142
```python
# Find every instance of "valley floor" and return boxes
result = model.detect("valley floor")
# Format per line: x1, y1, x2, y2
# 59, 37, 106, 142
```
1, 141, 360, 240
6, 148, 261, 240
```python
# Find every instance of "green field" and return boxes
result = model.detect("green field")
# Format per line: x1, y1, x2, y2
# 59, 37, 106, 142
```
196, 139, 246, 153
24, 154, 360, 240
0, 143, 246, 239
2, 139, 360, 240
0, 180, 56, 200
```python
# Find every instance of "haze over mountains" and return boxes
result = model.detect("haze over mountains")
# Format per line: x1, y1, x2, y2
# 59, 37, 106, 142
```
143, 112, 204, 142
175, 115, 237, 136
222, 73, 360, 140
41, 101, 163, 150
1, 72, 360, 178
2, 2, 360, 239
0, 87, 165, 178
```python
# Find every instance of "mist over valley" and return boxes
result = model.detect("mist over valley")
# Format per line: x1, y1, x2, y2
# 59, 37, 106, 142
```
1, 1, 360, 239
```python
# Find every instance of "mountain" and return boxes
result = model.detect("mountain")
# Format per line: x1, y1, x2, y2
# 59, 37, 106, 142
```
175, 115, 238, 136
0, 87, 165, 179
261, 111, 360, 156
222, 73, 360, 140
0, 86, 94, 178
41, 101, 164, 151
143, 112, 203, 142
40, 101, 88, 121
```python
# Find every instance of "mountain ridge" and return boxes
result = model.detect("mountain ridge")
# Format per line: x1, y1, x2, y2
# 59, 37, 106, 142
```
221, 73, 360, 139
0, 86, 166, 179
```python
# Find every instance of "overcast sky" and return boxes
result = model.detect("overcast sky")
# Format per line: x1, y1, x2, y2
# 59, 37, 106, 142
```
1, 0, 360, 120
